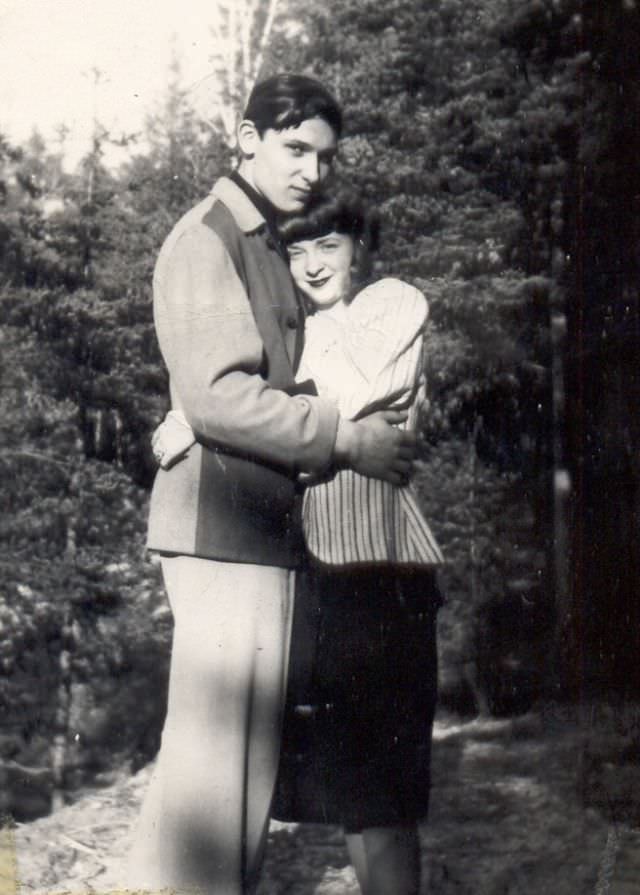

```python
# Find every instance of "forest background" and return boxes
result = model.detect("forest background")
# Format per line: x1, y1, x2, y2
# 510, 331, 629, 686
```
1, 0, 639, 817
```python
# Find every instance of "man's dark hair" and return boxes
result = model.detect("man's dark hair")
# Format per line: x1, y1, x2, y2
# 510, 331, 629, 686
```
243, 74, 343, 138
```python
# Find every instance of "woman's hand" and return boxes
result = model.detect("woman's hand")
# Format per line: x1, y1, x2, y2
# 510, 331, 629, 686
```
151, 411, 196, 469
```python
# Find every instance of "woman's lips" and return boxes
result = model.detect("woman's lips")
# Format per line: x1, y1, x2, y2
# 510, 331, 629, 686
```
306, 276, 331, 288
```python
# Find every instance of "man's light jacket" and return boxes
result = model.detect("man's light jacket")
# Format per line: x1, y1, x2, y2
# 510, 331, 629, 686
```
147, 177, 339, 568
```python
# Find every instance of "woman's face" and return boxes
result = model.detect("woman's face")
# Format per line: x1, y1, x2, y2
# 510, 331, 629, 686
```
286, 231, 355, 310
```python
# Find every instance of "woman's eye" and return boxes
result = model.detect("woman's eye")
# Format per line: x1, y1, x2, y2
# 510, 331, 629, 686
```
321, 242, 338, 252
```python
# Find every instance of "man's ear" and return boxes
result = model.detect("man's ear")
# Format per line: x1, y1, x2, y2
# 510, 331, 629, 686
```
237, 119, 261, 158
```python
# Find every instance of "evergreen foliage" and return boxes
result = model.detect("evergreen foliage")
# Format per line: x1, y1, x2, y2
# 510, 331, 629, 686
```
0, 81, 231, 791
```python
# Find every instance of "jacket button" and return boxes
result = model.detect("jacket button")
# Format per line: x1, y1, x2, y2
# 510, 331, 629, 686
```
286, 315, 298, 329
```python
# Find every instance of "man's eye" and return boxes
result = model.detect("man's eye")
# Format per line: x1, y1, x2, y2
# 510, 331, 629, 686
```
287, 144, 304, 156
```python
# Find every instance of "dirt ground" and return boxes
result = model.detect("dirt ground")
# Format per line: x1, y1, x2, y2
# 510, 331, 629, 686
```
8, 711, 639, 894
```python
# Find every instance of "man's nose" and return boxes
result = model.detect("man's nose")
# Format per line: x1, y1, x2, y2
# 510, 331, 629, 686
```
301, 153, 320, 185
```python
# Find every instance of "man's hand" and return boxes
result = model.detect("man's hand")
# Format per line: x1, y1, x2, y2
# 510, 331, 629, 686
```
334, 410, 417, 485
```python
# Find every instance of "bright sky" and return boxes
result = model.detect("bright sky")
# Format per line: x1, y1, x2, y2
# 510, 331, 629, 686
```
0, 0, 227, 168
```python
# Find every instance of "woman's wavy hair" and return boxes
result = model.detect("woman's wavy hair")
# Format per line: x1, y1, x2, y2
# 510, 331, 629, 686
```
278, 191, 380, 285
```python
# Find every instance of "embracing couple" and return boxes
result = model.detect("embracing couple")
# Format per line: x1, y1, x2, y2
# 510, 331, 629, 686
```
125, 73, 443, 895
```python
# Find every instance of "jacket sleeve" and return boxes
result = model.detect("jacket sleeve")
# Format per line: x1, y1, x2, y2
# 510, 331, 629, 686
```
153, 223, 339, 473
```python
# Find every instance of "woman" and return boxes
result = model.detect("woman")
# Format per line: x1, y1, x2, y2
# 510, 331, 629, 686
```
273, 193, 443, 895
153, 192, 443, 895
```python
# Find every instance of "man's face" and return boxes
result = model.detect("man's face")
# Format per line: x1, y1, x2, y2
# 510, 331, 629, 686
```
248, 117, 338, 213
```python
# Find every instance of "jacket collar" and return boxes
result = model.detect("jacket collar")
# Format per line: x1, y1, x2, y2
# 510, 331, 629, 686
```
211, 176, 266, 234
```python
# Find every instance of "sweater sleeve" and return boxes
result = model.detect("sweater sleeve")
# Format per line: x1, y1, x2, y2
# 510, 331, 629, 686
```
153, 222, 339, 473
331, 279, 428, 420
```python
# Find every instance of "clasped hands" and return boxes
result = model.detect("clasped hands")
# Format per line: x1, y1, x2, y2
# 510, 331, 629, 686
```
152, 407, 418, 486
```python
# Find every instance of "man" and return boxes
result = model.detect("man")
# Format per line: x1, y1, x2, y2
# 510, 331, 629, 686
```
126, 74, 415, 895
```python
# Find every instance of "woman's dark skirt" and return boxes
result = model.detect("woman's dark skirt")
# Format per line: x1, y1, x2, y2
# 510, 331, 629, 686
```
273, 560, 441, 833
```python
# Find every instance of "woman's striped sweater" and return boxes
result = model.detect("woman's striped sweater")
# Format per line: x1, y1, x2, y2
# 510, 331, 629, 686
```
297, 277, 444, 567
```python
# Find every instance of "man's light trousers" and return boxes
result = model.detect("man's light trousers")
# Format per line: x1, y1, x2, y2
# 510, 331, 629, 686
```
125, 555, 294, 895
